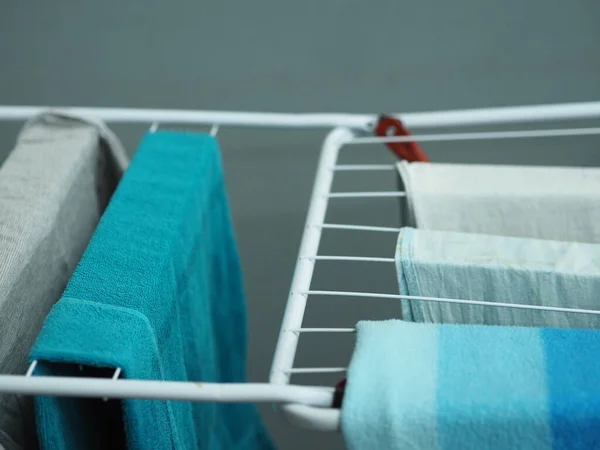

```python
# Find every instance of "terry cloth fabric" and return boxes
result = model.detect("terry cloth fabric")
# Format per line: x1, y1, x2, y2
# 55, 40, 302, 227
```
398, 161, 600, 243
396, 227, 600, 327
341, 320, 600, 450
29, 131, 274, 450
0, 113, 127, 450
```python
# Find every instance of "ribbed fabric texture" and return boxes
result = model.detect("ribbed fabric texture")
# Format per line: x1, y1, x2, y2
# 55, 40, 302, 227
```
342, 320, 600, 450
396, 227, 600, 327
29, 132, 274, 450
398, 161, 600, 243
0, 113, 126, 450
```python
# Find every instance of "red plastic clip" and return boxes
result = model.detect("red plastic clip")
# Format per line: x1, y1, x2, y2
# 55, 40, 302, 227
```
375, 115, 430, 162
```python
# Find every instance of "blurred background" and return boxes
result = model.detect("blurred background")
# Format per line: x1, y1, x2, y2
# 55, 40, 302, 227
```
2, 1, 600, 448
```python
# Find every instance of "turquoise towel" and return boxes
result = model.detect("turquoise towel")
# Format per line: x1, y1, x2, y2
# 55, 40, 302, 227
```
342, 320, 600, 450
29, 132, 274, 450
396, 227, 600, 327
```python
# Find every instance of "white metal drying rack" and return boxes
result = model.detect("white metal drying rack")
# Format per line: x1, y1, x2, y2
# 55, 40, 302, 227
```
1, 102, 600, 432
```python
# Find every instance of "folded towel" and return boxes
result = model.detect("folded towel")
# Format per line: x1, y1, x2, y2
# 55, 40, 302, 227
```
398, 161, 600, 243
29, 132, 274, 450
0, 113, 127, 450
342, 320, 600, 450
397, 227, 600, 327
22, 110, 129, 173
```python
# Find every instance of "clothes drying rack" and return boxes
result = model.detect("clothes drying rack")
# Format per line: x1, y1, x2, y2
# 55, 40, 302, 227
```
1, 102, 600, 432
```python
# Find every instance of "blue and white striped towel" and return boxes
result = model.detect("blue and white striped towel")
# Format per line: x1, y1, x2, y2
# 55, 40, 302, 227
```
342, 320, 600, 450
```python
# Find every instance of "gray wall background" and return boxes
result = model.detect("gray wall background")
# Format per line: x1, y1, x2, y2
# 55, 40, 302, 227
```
2, 1, 600, 449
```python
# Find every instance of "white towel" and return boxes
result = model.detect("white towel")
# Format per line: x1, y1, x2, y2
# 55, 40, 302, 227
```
398, 161, 600, 243
397, 227, 600, 328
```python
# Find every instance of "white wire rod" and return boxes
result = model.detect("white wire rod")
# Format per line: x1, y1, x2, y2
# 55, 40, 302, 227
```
284, 368, 347, 374
2, 101, 600, 129
303, 290, 600, 316
286, 328, 355, 333
348, 127, 600, 146
325, 191, 406, 198
399, 102, 600, 128
25, 361, 37, 377
300, 256, 395, 263
103, 367, 123, 401
0, 106, 372, 129
316, 223, 402, 233
270, 128, 355, 387
0, 376, 335, 407
330, 164, 396, 171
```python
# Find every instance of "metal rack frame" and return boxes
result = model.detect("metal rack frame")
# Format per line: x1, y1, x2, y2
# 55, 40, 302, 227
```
0, 101, 600, 432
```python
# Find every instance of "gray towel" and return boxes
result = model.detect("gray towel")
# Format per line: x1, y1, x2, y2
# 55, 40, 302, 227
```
0, 113, 128, 450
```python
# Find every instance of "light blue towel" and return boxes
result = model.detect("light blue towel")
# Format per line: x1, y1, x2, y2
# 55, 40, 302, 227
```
29, 132, 274, 450
342, 320, 600, 450
396, 227, 600, 327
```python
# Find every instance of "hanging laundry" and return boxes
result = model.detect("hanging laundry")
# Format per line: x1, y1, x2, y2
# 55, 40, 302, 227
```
396, 227, 600, 327
398, 161, 600, 243
0, 112, 128, 450
29, 132, 274, 450
342, 320, 600, 450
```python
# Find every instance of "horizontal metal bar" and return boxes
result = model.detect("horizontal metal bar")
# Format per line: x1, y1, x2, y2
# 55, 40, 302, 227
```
330, 164, 395, 171
285, 368, 347, 374
349, 127, 600, 145
303, 290, 600, 315
286, 328, 355, 333
398, 102, 600, 128
301, 256, 395, 263
0, 376, 334, 406
315, 223, 402, 233
0, 106, 373, 129
3, 101, 600, 129
325, 191, 406, 198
